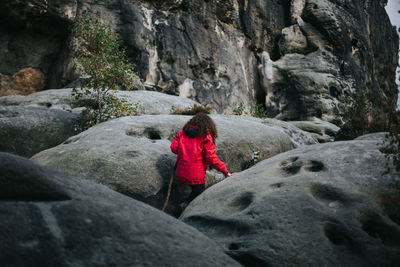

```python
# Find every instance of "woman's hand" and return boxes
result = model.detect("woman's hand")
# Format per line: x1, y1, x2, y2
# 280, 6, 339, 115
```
226, 172, 233, 177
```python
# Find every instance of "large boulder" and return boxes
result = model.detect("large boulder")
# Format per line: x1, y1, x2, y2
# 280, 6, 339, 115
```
31, 115, 315, 213
0, 152, 241, 267
180, 134, 400, 267
0, 105, 82, 157
0, 88, 200, 115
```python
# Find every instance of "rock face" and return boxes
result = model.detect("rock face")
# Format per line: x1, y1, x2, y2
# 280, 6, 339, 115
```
0, 88, 200, 114
180, 134, 400, 267
0, 152, 241, 267
0, 67, 46, 96
260, 0, 397, 125
0, 105, 82, 157
0, 0, 75, 95
0, 0, 397, 123
259, 0, 398, 124
31, 115, 315, 213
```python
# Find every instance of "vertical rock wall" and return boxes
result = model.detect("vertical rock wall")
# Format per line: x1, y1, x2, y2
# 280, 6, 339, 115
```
259, 0, 398, 124
0, 0, 398, 123
0, 0, 76, 96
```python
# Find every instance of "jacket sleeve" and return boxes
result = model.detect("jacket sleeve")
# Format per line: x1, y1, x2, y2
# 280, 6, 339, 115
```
203, 137, 229, 175
170, 133, 180, 154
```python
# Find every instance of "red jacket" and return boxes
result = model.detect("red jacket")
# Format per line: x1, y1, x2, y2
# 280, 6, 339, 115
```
170, 131, 229, 185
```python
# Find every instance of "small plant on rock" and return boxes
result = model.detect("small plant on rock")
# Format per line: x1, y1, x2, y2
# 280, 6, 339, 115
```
232, 102, 247, 116
73, 91, 142, 130
72, 16, 141, 130
233, 102, 267, 118
250, 103, 268, 118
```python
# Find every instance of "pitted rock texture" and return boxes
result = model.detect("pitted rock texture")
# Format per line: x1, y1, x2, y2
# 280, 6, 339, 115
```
31, 115, 315, 214
0, 0, 396, 124
180, 134, 400, 267
0, 88, 80, 112
0, 105, 83, 157
0, 152, 241, 267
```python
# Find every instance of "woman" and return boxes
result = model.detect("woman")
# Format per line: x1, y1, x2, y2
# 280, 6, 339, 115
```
170, 113, 231, 207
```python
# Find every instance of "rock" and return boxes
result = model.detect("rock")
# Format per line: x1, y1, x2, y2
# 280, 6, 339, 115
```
239, 0, 289, 55
207, 116, 316, 171
114, 90, 200, 115
31, 115, 315, 213
0, 88, 80, 112
0, 152, 241, 267
289, 119, 340, 143
0, 0, 262, 113
0, 106, 82, 157
278, 24, 308, 55
355, 132, 388, 141
260, 117, 316, 147
0, 88, 200, 115
0, 0, 75, 94
0, 0, 397, 124
180, 134, 400, 267
258, 0, 398, 126
290, 0, 306, 24
258, 26, 354, 125
0, 67, 45, 96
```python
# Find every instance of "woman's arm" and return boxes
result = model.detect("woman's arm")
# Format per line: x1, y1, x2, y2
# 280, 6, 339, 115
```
203, 137, 229, 176
170, 133, 180, 154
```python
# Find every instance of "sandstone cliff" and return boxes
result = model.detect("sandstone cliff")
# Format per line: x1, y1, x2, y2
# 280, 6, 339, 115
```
0, 0, 398, 125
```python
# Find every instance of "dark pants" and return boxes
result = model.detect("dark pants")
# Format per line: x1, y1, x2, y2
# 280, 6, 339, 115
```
187, 184, 205, 202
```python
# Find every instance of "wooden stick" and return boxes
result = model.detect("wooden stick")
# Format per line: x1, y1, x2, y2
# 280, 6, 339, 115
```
162, 162, 177, 211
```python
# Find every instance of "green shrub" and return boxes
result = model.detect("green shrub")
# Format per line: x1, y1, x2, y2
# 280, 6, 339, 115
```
73, 89, 142, 130
232, 102, 267, 118
232, 102, 247, 116
250, 103, 268, 118
72, 16, 141, 129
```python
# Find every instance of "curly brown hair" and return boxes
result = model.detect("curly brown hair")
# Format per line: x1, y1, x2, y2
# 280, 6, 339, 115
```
183, 113, 218, 140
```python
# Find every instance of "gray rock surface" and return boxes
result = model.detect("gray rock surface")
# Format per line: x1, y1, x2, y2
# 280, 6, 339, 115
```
0, 0, 261, 113
31, 115, 315, 213
289, 119, 340, 143
0, 88, 200, 115
0, 152, 241, 267
355, 132, 388, 141
0, 0, 75, 95
258, 0, 398, 125
0, 89, 80, 112
180, 134, 400, 267
0, 0, 396, 123
114, 90, 200, 115
0, 106, 82, 157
